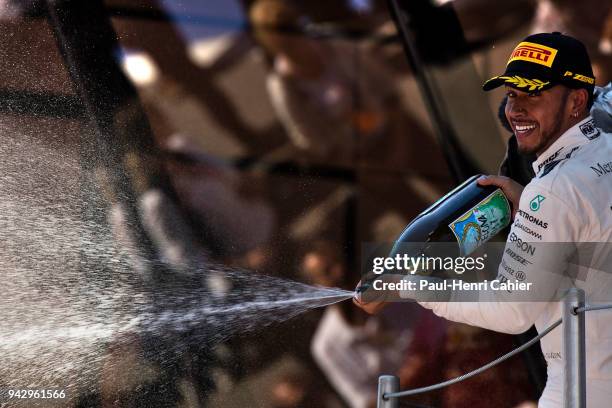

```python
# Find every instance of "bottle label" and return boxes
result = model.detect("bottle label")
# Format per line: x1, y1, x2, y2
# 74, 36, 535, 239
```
448, 189, 511, 256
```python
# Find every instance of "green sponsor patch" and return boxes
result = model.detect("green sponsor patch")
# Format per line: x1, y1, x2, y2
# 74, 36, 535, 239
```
529, 194, 545, 211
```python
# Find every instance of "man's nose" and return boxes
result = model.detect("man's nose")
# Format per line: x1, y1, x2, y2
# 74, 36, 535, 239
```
508, 100, 527, 116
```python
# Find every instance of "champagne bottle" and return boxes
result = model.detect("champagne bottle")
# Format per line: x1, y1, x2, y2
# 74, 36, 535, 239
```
357, 175, 511, 293
392, 174, 511, 256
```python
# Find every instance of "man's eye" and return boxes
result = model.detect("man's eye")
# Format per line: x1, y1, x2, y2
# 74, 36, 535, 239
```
529, 91, 541, 97
506, 91, 516, 98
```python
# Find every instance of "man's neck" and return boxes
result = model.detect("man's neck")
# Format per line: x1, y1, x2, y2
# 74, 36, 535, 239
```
566, 111, 589, 131
535, 111, 589, 157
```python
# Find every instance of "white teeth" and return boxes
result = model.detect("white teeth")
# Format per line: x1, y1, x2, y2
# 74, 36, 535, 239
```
515, 124, 536, 131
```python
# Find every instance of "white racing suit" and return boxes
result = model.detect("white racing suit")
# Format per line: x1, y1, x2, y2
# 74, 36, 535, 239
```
419, 116, 612, 407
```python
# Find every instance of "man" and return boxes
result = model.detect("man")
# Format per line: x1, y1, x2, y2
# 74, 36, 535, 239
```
355, 32, 612, 407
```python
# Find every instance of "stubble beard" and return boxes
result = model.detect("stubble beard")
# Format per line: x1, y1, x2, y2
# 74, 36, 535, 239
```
517, 89, 570, 157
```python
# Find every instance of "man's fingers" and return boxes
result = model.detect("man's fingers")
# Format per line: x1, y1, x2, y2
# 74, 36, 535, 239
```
353, 295, 367, 309
477, 175, 493, 185
477, 175, 519, 200
353, 280, 388, 315
477, 175, 511, 188
353, 297, 385, 314
477, 174, 524, 219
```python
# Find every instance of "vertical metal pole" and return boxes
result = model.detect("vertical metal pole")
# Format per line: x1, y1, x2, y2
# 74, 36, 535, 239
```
377, 375, 399, 408
563, 288, 586, 408
387, 0, 483, 182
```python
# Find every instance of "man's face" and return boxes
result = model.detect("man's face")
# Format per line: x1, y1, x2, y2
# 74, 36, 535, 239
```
504, 85, 573, 156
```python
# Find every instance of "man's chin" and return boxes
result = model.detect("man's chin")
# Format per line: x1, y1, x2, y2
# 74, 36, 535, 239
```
516, 141, 539, 156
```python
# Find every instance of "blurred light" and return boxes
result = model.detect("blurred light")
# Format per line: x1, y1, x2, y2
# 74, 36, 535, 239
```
348, 0, 372, 13
600, 38, 612, 56
188, 33, 237, 68
207, 273, 232, 298
121, 52, 160, 87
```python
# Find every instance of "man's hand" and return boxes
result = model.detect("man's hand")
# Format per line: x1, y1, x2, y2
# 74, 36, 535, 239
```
477, 175, 524, 219
353, 280, 388, 314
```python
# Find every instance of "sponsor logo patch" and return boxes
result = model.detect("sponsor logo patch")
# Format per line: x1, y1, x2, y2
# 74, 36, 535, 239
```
514, 220, 543, 240
539, 146, 580, 178
496, 274, 513, 293
563, 71, 595, 85
538, 147, 564, 172
508, 42, 558, 67
579, 119, 600, 140
516, 209, 548, 229
590, 161, 612, 177
500, 260, 525, 281
509, 232, 536, 256
529, 194, 545, 211
505, 248, 533, 266
501, 259, 515, 276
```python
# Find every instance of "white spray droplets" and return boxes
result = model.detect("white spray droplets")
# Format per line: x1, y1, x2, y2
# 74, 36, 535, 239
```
0, 117, 352, 403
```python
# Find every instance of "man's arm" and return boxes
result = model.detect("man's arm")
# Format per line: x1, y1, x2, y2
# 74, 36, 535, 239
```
418, 183, 579, 334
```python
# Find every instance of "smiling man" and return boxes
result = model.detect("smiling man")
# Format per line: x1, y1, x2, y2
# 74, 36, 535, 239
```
483, 32, 597, 159
355, 32, 612, 407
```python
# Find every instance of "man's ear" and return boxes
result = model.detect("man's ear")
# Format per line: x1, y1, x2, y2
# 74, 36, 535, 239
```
569, 88, 589, 115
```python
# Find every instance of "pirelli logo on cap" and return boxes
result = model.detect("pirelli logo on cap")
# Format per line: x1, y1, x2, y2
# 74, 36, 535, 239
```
507, 42, 558, 67
563, 71, 595, 84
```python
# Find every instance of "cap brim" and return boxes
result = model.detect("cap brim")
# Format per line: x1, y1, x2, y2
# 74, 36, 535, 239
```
482, 75, 555, 92
482, 76, 506, 91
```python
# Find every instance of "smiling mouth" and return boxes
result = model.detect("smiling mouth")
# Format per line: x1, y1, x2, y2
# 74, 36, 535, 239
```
513, 122, 537, 137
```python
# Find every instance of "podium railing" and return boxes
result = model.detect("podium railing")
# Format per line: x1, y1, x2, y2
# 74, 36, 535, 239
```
376, 288, 611, 408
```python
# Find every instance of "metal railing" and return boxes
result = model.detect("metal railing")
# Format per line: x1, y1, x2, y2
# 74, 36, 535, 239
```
377, 288, 612, 408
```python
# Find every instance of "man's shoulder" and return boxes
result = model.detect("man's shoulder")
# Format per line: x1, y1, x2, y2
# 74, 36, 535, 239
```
533, 129, 612, 180
575, 131, 612, 183
534, 130, 611, 192
527, 157, 573, 199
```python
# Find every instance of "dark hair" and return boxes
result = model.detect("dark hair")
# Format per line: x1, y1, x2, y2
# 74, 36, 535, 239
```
563, 79, 594, 111
587, 89, 595, 110
570, 86, 594, 112
497, 96, 512, 133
